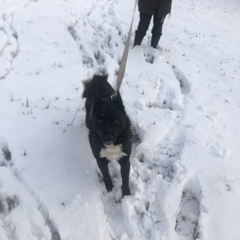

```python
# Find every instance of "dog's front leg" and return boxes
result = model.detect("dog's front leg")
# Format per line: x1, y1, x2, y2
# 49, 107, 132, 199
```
119, 157, 130, 196
97, 159, 113, 192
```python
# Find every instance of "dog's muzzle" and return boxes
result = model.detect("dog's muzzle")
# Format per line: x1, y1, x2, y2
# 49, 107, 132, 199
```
103, 134, 114, 145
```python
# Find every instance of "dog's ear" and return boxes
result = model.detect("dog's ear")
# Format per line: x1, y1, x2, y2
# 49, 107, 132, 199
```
82, 78, 92, 98
82, 75, 109, 98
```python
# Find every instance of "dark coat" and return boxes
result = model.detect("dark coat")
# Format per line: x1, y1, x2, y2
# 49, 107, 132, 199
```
138, 0, 172, 17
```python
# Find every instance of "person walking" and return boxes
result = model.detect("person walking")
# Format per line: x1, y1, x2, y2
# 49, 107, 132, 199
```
134, 0, 172, 48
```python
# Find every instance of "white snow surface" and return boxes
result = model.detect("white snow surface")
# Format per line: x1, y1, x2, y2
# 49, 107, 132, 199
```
0, 0, 240, 239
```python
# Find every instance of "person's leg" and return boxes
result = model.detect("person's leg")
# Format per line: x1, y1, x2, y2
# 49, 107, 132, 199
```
134, 13, 152, 46
151, 15, 165, 48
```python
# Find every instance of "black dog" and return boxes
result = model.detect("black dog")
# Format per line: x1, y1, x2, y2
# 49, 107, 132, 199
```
82, 75, 132, 196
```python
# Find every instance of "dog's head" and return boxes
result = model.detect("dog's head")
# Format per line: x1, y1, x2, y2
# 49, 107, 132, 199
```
91, 101, 128, 146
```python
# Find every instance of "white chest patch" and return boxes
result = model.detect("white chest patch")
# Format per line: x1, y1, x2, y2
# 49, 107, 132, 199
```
100, 144, 127, 161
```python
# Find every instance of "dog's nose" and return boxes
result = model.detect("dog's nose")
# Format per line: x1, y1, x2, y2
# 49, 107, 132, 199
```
104, 135, 114, 145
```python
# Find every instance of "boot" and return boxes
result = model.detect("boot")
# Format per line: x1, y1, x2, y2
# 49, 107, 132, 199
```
134, 37, 142, 46
151, 35, 161, 49
134, 33, 144, 46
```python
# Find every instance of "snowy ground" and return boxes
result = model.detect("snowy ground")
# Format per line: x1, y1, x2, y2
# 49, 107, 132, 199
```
0, 0, 240, 239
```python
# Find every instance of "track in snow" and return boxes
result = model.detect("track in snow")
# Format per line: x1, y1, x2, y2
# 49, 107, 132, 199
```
0, 13, 19, 80
0, 143, 60, 240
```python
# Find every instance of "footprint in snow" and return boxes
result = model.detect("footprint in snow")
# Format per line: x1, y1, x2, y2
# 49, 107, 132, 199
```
0, 194, 19, 214
143, 47, 158, 64
175, 177, 203, 239
170, 63, 191, 95
1, 141, 12, 167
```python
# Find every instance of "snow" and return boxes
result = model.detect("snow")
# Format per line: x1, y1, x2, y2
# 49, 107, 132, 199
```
0, 0, 240, 239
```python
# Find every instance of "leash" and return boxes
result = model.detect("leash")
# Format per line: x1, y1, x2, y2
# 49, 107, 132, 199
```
109, 0, 138, 100
72, 1, 138, 125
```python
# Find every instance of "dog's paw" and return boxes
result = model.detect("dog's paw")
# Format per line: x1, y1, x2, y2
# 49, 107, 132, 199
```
104, 177, 113, 192
122, 186, 130, 197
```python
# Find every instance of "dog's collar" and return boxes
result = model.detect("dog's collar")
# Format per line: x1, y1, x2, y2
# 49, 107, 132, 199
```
89, 96, 114, 119
101, 94, 116, 103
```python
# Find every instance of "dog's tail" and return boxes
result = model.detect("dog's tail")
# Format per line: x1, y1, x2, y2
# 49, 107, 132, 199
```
82, 75, 114, 99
